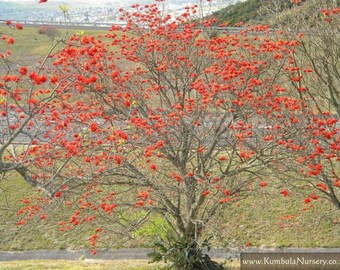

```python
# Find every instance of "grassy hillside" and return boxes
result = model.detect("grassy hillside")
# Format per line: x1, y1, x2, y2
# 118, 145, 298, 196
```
0, 25, 107, 63
213, 0, 264, 25
213, 0, 340, 26
0, 260, 162, 270
0, 173, 85, 251
1, 172, 340, 251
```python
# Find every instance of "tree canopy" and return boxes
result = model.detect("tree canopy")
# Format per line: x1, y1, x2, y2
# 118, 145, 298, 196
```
0, 1, 339, 269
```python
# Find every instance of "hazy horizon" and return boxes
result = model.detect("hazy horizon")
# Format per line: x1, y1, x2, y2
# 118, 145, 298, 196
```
0, 0, 166, 3
1, 0, 95, 1
0, 0, 235, 22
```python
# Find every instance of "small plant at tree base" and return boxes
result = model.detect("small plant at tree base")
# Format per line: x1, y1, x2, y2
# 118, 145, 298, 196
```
148, 235, 223, 270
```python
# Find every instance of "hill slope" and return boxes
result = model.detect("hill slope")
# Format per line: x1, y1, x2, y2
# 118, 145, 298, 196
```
2, 172, 340, 251
213, 0, 339, 26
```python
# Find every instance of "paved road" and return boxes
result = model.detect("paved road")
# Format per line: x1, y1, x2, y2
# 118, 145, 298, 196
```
0, 20, 247, 34
1, 248, 340, 261
0, 249, 151, 261
0, 248, 236, 261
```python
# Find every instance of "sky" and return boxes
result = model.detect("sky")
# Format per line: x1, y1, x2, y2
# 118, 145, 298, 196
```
1, 0, 153, 3
1, 0, 120, 2
0, 0, 138, 14
0, 0, 217, 8
0, 0, 128, 4
1, 0, 201, 4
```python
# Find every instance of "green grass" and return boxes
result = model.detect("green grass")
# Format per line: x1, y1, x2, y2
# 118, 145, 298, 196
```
213, 0, 263, 25
0, 259, 240, 270
213, 0, 340, 27
0, 172, 108, 251
0, 25, 107, 61
1, 25, 53, 59
0, 260, 161, 270
1, 172, 340, 252
211, 187, 340, 248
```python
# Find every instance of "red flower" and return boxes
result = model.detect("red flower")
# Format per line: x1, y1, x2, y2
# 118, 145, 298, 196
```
202, 190, 210, 196
89, 122, 98, 132
40, 213, 46, 219
150, 164, 156, 171
118, 131, 128, 140
260, 181, 267, 188
124, 99, 131, 107
19, 66, 27, 75
15, 23, 23, 30
6, 20, 11, 25
50, 75, 58, 84
138, 191, 149, 199
136, 201, 144, 208
54, 191, 62, 198
111, 70, 119, 78
316, 183, 327, 191
197, 147, 204, 153
280, 189, 288, 197
219, 198, 230, 204
172, 174, 182, 182
115, 155, 122, 166
321, 9, 330, 16
6, 37, 14, 44
303, 198, 311, 204
310, 194, 319, 200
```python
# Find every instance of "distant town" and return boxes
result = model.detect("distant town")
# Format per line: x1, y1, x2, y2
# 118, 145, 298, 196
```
0, 0, 240, 24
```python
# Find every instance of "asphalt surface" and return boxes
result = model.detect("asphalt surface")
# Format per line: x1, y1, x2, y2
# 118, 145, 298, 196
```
0, 249, 152, 261
0, 248, 236, 261
1, 248, 340, 261
0, 20, 247, 34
